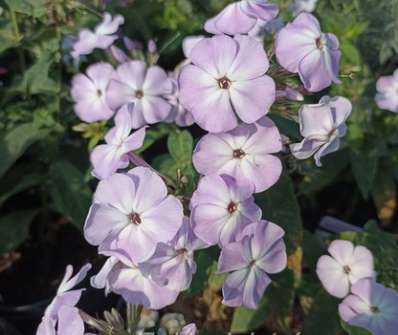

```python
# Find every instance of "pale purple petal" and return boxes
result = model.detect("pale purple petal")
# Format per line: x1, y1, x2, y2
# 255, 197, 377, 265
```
57, 306, 84, 335
229, 75, 275, 123
182, 36, 204, 59
204, 3, 257, 35
109, 266, 179, 309
218, 241, 248, 273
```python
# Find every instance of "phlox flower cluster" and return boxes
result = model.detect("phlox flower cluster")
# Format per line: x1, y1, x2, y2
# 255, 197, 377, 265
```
316, 240, 398, 335
36, 0, 361, 333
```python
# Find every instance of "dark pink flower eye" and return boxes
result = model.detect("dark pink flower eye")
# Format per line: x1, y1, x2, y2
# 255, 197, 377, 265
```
128, 212, 142, 225
233, 149, 245, 159
218, 77, 232, 89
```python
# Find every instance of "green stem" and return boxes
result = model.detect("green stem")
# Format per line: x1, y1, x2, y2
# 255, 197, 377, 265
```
75, 0, 103, 18
9, 9, 26, 72
126, 304, 143, 335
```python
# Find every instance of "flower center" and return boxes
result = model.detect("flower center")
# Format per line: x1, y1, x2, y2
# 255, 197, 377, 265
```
135, 90, 144, 99
96, 89, 103, 97
343, 265, 351, 274
218, 76, 232, 90
128, 212, 142, 225
233, 149, 246, 159
227, 201, 239, 214
176, 248, 188, 256
316, 36, 326, 50
370, 305, 380, 314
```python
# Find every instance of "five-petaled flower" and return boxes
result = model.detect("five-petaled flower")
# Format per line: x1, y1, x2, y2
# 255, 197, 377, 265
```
91, 254, 180, 310
289, 96, 352, 167
84, 167, 184, 263
190, 174, 262, 246
276, 13, 341, 92
36, 264, 92, 335
339, 279, 398, 335
90, 106, 146, 179
107, 60, 173, 128
193, 116, 282, 193
72, 13, 124, 58
179, 34, 276, 133
71, 62, 115, 123
146, 218, 207, 291
218, 220, 287, 309
316, 240, 374, 298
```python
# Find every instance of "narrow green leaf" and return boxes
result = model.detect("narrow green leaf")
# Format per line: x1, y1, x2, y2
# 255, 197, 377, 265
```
230, 270, 295, 333
185, 247, 219, 297
303, 290, 344, 335
0, 210, 38, 254
341, 321, 373, 335
0, 123, 48, 178
48, 160, 92, 229
256, 174, 303, 255
268, 113, 301, 141
167, 129, 193, 165
350, 149, 378, 199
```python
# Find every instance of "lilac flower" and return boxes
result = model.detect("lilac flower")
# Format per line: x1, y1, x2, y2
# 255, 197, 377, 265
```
193, 117, 282, 193
71, 62, 115, 123
289, 96, 352, 167
71, 13, 124, 58
36, 264, 92, 335
146, 218, 207, 291
165, 67, 194, 127
204, 0, 279, 35
218, 220, 287, 309
180, 324, 198, 335
316, 240, 374, 298
84, 167, 184, 263
90, 106, 146, 179
339, 279, 398, 335
107, 61, 173, 128
190, 174, 262, 246
375, 70, 398, 113
179, 34, 276, 133
275, 13, 341, 92
92, 253, 179, 310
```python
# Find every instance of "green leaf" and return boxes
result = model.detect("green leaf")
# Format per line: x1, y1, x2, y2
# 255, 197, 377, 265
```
0, 172, 41, 206
135, 124, 171, 154
0, 20, 20, 53
185, 246, 219, 296
4, 0, 46, 18
303, 290, 344, 335
0, 210, 38, 254
48, 160, 92, 229
299, 150, 349, 195
256, 173, 303, 255
167, 129, 193, 166
341, 321, 373, 335
230, 270, 295, 333
16, 55, 60, 95
341, 42, 361, 65
350, 149, 378, 199
268, 113, 301, 141
0, 122, 48, 178
372, 169, 396, 225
